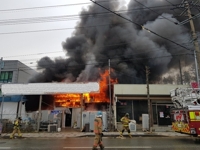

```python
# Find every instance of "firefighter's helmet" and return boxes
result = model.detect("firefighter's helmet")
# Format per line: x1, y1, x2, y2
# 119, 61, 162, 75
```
97, 111, 103, 117
125, 113, 129, 117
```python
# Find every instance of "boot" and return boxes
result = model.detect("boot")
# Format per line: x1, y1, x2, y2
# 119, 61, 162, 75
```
119, 132, 123, 137
128, 133, 132, 138
100, 145, 104, 150
18, 134, 22, 138
92, 146, 98, 150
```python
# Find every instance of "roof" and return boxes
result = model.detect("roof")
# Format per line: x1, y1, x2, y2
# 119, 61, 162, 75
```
1, 82, 99, 95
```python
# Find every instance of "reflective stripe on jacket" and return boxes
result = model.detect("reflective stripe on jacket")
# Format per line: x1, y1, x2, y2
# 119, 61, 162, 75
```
121, 116, 130, 126
14, 119, 20, 127
94, 117, 102, 134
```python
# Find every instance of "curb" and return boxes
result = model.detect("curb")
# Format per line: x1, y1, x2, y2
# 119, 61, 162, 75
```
0, 132, 190, 139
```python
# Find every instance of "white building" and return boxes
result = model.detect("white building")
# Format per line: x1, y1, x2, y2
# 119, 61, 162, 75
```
0, 60, 37, 121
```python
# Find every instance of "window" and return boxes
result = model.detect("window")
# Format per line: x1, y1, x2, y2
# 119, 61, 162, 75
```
0, 71, 13, 83
116, 100, 132, 122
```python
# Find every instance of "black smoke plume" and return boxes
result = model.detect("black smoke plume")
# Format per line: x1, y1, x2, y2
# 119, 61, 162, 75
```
26, 0, 198, 111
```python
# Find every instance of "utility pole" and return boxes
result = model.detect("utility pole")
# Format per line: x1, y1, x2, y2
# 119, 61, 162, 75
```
0, 57, 2, 76
173, 0, 200, 85
146, 66, 153, 132
37, 95, 42, 132
179, 59, 183, 84
0, 57, 3, 124
186, 1, 200, 85
80, 94, 83, 131
108, 59, 112, 131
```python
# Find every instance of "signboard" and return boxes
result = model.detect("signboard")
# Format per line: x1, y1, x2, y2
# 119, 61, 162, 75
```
174, 113, 183, 121
191, 82, 198, 88
1, 82, 99, 95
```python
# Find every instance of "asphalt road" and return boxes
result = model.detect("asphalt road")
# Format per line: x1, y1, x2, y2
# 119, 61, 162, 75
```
0, 136, 199, 150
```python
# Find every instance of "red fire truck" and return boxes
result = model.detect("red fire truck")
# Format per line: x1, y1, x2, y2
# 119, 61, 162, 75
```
170, 88, 200, 141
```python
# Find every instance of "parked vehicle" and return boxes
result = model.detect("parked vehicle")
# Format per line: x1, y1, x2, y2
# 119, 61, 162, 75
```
170, 88, 200, 141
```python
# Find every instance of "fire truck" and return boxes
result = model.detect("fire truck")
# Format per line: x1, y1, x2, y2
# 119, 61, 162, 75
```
170, 88, 200, 141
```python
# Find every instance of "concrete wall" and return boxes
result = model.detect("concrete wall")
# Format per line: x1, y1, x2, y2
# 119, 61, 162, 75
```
72, 108, 81, 128
1, 102, 26, 121
17, 61, 37, 83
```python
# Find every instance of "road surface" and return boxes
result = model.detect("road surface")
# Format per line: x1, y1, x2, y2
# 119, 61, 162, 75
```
0, 136, 199, 150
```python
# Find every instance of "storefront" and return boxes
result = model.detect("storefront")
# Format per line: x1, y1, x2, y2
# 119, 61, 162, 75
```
113, 84, 188, 128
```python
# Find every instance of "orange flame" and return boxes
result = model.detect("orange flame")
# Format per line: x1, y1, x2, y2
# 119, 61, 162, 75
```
54, 70, 118, 107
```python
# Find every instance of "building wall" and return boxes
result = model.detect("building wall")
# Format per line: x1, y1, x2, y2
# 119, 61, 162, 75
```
0, 60, 37, 121
113, 84, 190, 129
0, 60, 37, 84
2, 102, 26, 121
114, 84, 189, 95
17, 61, 37, 83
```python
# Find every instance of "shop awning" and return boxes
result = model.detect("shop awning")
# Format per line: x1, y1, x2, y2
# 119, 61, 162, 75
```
0, 95, 26, 102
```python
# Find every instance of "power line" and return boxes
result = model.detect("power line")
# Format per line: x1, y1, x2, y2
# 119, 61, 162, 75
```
0, 5, 175, 26
0, 0, 127, 12
2, 39, 195, 61
90, 0, 194, 53
0, 0, 173, 12
1, 53, 194, 71
13, 48, 191, 65
0, 2, 91, 12
134, 0, 179, 25
0, 27, 75, 35
3, 51, 64, 58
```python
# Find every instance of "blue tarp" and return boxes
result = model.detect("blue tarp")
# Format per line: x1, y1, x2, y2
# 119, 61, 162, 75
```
0, 95, 26, 102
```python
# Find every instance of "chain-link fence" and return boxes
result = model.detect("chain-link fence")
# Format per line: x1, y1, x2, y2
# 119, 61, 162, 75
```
0, 113, 37, 133
0, 112, 62, 133
0, 120, 37, 133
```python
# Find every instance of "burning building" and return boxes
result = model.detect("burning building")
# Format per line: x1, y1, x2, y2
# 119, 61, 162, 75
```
25, 0, 200, 128
54, 70, 117, 108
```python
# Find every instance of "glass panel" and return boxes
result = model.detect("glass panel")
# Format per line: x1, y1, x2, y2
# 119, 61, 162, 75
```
116, 100, 132, 122
8, 72, 13, 82
189, 112, 195, 119
133, 100, 148, 124
4, 72, 8, 80
0, 72, 5, 82
0, 71, 13, 83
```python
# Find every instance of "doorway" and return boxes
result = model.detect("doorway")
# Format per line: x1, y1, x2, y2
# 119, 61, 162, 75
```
65, 108, 72, 127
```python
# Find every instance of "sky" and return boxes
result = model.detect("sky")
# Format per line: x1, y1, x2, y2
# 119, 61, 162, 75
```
0, 0, 129, 70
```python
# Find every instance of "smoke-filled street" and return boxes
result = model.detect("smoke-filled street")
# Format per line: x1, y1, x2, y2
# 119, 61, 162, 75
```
0, 137, 199, 150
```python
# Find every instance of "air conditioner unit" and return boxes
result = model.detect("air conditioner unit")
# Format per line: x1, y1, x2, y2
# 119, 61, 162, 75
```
48, 124, 57, 132
129, 122, 136, 132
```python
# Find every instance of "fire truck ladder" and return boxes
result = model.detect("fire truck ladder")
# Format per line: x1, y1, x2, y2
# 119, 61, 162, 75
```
171, 88, 200, 108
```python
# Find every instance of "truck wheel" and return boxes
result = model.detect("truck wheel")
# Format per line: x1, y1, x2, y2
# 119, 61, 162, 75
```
193, 137, 200, 143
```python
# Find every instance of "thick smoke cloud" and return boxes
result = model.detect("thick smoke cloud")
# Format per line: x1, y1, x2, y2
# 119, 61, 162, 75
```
30, 0, 196, 84
27, 0, 199, 110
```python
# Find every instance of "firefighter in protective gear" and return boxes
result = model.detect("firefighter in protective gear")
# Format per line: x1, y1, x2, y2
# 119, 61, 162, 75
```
10, 117, 22, 139
120, 113, 132, 138
92, 111, 105, 150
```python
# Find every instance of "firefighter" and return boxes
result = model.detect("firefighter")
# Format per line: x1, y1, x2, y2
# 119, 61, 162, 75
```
92, 111, 104, 150
10, 117, 22, 139
120, 113, 132, 138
